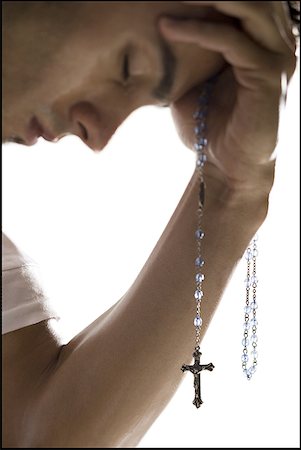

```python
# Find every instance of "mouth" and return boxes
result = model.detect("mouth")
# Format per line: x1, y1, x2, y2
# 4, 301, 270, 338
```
24, 116, 57, 145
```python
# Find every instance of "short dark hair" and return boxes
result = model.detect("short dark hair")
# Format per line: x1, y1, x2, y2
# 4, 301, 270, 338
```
287, 1, 300, 33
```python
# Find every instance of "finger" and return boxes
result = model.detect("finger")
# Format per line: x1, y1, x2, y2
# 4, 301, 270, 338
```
178, 1, 293, 54
159, 18, 284, 87
272, 1, 297, 53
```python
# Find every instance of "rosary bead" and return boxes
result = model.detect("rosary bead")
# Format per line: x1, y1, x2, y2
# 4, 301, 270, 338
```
243, 368, 254, 379
195, 229, 205, 240
183, 79, 216, 407
194, 123, 207, 135
245, 249, 253, 261
244, 277, 251, 288
196, 155, 207, 168
194, 316, 202, 327
194, 142, 205, 151
242, 237, 259, 381
195, 257, 205, 268
193, 110, 205, 120
196, 154, 207, 168
194, 289, 204, 301
195, 272, 205, 283
250, 301, 258, 310
241, 354, 249, 363
252, 248, 259, 257
198, 137, 208, 146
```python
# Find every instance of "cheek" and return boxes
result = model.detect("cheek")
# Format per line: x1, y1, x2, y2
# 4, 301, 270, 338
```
172, 42, 226, 101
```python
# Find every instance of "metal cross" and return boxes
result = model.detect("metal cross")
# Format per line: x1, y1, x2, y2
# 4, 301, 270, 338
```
181, 347, 214, 408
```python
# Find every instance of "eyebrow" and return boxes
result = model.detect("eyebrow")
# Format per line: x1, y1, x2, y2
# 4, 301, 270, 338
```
151, 39, 177, 104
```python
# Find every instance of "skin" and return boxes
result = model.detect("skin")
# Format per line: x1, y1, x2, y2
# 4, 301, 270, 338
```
3, 1, 231, 149
2, 1, 297, 448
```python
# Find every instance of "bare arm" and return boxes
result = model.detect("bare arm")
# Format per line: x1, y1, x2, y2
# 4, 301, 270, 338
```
23, 2, 297, 448
24, 169, 270, 448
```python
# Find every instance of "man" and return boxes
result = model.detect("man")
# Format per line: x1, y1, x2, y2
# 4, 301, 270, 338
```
2, 2, 298, 447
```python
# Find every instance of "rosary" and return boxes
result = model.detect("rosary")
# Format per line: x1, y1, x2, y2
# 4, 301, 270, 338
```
181, 79, 259, 408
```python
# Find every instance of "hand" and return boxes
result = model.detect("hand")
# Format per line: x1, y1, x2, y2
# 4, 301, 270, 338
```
159, 2, 297, 196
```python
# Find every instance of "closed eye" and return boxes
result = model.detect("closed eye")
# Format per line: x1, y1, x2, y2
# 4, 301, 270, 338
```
122, 53, 130, 82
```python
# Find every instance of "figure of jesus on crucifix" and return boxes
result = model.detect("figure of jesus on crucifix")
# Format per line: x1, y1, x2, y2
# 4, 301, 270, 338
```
181, 347, 215, 408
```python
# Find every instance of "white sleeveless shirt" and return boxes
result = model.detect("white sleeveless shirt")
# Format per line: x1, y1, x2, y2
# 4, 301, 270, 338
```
2, 233, 59, 334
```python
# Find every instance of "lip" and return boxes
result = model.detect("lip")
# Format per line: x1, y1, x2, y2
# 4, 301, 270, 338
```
26, 116, 56, 144
41, 128, 57, 142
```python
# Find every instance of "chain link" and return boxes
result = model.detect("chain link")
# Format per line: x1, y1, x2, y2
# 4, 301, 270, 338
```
192, 80, 215, 349
242, 236, 258, 379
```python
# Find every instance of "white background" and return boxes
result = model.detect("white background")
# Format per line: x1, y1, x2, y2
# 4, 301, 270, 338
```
2, 61, 299, 447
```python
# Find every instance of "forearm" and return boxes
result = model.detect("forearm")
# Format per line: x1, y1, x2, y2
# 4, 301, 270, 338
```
109, 167, 270, 445
119, 167, 269, 364
32, 168, 271, 448
72, 168, 270, 444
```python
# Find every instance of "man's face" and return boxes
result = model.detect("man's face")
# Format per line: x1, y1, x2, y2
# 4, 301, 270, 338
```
3, 1, 228, 150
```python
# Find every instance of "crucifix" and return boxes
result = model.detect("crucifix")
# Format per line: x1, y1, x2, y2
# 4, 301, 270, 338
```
181, 346, 214, 408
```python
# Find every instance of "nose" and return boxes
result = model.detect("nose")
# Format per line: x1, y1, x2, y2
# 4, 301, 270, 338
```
69, 101, 114, 151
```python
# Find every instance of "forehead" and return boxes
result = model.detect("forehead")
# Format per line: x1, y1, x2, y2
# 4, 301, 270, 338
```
40, 2, 166, 47
43, 2, 169, 25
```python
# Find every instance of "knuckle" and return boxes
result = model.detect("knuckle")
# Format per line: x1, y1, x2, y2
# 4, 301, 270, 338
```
276, 49, 297, 80
285, 51, 297, 79
262, 50, 296, 82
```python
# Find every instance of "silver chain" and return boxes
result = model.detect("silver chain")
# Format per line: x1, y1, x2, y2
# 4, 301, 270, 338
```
242, 236, 258, 379
193, 80, 215, 349
191, 78, 260, 396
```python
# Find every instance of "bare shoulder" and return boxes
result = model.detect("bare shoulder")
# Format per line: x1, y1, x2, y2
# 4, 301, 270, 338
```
2, 321, 62, 447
